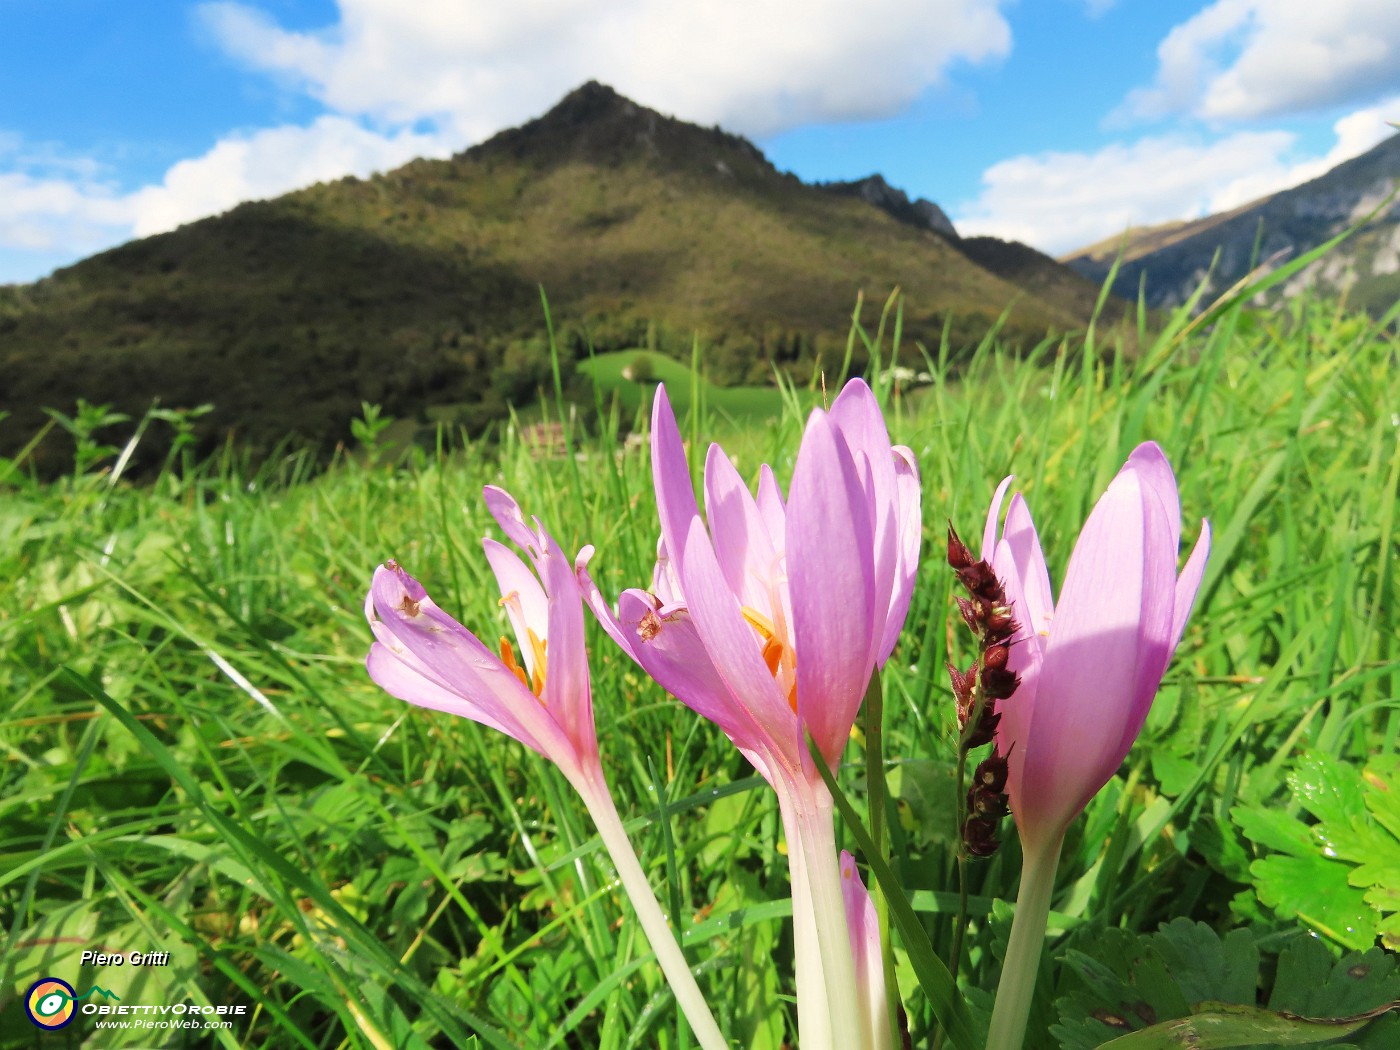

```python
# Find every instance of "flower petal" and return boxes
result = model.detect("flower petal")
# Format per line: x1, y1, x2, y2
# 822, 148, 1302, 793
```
366, 563, 564, 760
483, 538, 548, 677
1172, 519, 1212, 647
830, 381, 902, 653
788, 410, 876, 767
981, 475, 1015, 560
679, 515, 801, 773
991, 493, 1052, 807
534, 530, 596, 765
877, 444, 922, 663
756, 463, 787, 550
704, 442, 778, 615
1123, 443, 1181, 555
1016, 468, 1156, 841
998, 493, 1054, 648
840, 850, 890, 1050
651, 385, 702, 583
484, 485, 541, 555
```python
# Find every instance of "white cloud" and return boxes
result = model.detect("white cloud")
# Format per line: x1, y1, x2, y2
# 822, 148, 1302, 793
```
1122, 0, 1400, 122
954, 99, 1400, 256
127, 116, 452, 236
197, 0, 1013, 140
0, 172, 129, 258
0, 118, 453, 283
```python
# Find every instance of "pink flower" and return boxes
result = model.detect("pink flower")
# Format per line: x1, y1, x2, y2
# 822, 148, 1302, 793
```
365, 486, 731, 1050
365, 486, 601, 791
577, 379, 920, 787
982, 442, 1211, 852
577, 380, 919, 1050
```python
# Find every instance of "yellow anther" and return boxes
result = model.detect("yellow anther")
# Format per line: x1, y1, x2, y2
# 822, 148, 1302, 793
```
740, 605, 798, 713
526, 627, 548, 696
499, 635, 547, 699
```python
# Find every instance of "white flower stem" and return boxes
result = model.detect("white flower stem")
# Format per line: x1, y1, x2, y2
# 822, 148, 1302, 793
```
985, 833, 1065, 1050
778, 774, 866, 1050
779, 794, 833, 1050
577, 779, 730, 1050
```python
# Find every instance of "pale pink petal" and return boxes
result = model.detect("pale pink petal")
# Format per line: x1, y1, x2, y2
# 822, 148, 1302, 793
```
1016, 470, 1152, 842
877, 444, 922, 663
575, 546, 641, 663
534, 531, 596, 764
615, 590, 774, 757
651, 385, 702, 582
366, 564, 564, 760
756, 463, 787, 549
853, 450, 897, 670
997, 494, 1054, 648
679, 516, 801, 773
650, 535, 685, 605
704, 443, 778, 615
788, 410, 876, 768
830, 381, 901, 643
981, 475, 1015, 560
483, 485, 541, 555
1123, 443, 1181, 554
840, 850, 889, 1050
483, 538, 548, 676
1115, 475, 1181, 766
367, 644, 523, 742
1171, 520, 1212, 647
991, 502, 1048, 811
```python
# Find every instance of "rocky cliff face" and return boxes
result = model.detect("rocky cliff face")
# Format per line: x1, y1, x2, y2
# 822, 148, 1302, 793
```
819, 174, 959, 238
1063, 134, 1400, 314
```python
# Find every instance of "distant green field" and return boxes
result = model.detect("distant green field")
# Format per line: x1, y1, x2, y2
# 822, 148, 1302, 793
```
577, 349, 797, 423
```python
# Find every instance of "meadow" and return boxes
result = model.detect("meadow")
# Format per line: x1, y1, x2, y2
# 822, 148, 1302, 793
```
3, 287, 1399, 1049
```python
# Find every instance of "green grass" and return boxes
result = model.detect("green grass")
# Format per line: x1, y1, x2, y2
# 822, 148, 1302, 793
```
3, 293, 1399, 1049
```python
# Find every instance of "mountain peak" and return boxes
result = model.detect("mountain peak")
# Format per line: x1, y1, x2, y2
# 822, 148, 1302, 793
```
819, 174, 958, 239
464, 81, 774, 178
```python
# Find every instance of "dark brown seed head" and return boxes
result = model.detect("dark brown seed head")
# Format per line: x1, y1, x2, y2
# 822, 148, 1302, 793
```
967, 785, 1010, 820
974, 752, 1009, 793
983, 640, 1011, 671
955, 595, 982, 633
946, 662, 972, 708
957, 561, 1002, 601
985, 604, 1017, 635
964, 705, 1000, 749
981, 666, 1020, 701
962, 817, 1001, 857
946, 523, 975, 570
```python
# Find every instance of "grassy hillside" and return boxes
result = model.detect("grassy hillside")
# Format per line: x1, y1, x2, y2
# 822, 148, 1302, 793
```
0, 83, 1126, 475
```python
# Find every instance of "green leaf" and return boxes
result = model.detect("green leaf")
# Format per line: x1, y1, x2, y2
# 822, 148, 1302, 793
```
1053, 920, 1400, 1050
1248, 855, 1376, 950
1094, 1001, 1376, 1048
1234, 751, 1400, 950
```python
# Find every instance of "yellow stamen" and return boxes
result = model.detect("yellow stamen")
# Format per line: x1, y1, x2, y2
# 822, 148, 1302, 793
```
499, 635, 548, 699
526, 627, 548, 696
740, 605, 798, 713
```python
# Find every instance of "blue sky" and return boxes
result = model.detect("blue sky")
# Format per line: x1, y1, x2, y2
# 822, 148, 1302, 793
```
3, 0, 1399, 284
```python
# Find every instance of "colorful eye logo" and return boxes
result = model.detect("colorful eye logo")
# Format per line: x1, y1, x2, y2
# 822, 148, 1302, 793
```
24, 977, 77, 1029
